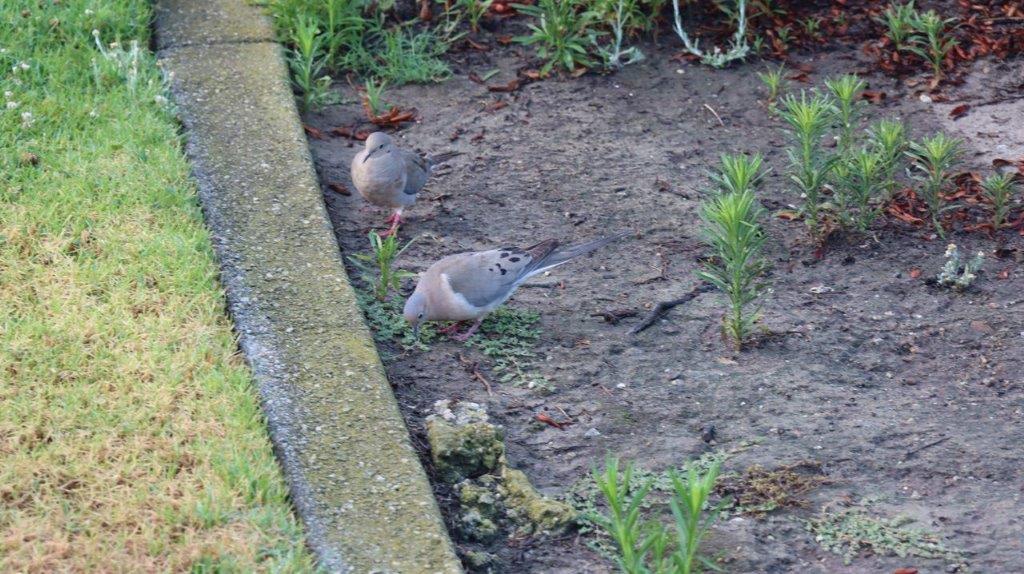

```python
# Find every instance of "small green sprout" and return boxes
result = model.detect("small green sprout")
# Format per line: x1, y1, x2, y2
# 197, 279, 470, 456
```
362, 77, 388, 116
513, 0, 596, 75
980, 172, 1019, 230
348, 230, 416, 301
710, 152, 766, 195
287, 16, 333, 111
756, 63, 786, 104
833, 148, 886, 232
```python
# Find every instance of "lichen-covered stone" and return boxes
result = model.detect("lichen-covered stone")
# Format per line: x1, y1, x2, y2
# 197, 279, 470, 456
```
498, 467, 577, 535
457, 477, 503, 542
463, 550, 499, 570
427, 401, 504, 483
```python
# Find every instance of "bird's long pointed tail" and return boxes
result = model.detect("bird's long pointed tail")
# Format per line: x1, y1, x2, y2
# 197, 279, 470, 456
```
525, 231, 632, 277
428, 151, 462, 169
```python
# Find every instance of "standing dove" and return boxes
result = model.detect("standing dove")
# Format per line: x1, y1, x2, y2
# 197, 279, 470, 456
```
403, 233, 629, 340
351, 131, 459, 236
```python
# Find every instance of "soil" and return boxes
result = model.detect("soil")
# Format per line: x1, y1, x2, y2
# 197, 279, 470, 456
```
301, 11, 1024, 573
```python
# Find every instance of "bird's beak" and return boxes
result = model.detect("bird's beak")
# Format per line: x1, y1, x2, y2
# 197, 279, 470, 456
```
362, 148, 377, 163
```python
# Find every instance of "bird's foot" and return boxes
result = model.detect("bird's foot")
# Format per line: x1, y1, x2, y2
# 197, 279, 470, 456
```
451, 319, 483, 342
437, 322, 465, 336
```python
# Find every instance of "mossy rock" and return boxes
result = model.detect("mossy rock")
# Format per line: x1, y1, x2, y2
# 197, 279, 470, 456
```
426, 401, 504, 484
457, 478, 502, 542
498, 467, 577, 535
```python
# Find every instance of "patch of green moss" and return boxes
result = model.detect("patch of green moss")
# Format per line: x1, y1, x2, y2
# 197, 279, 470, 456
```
425, 405, 504, 484
499, 466, 577, 535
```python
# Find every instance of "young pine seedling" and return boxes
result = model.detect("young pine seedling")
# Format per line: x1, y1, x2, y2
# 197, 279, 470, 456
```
348, 230, 417, 301
980, 172, 1019, 230
699, 155, 768, 350
288, 16, 333, 111
591, 457, 725, 574
907, 10, 958, 86
906, 133, 961, 237
711, 152, 766, 195
756, 63, 786, 105
778, 91, 837, 237
876, 0, 918, 53
937, 243, 983, 291
867, 119, 907, 199
824, 74, 866, 154
833, 148, 886, 233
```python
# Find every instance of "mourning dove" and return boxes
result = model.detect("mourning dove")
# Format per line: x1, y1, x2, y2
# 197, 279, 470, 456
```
404, 233, 629, 340
350, 131, 459, 236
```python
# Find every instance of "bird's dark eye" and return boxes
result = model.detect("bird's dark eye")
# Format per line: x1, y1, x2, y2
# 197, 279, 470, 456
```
378, 144, 384, 149
417, 313, 424, 319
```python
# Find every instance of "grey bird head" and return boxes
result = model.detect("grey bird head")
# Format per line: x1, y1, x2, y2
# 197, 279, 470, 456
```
362, 131, 393, 163
403, 290, 427, 338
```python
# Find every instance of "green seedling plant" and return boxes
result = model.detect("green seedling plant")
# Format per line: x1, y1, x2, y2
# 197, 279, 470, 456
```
348, 230, 417, 301
363, 77, 388, 116
867, 119, 907, 199
756, 64, 785, 105
514, 0, 596, 75
824, 74, 866, 154
937, 243, 983, 291
699, 155, 769, 350
908, 10, 958, 86
287, 16, 333, 111
802, 17, 822, 41
590, 457, 725, 574
778, 91, 837, 237
981, 172, 1019, 230
671, 0, 750, 68
775, 25, 793, 52
906, 132, 961, 237
876, 0, 918, 52
833, 148, 886, 232
459, 0, 494, 33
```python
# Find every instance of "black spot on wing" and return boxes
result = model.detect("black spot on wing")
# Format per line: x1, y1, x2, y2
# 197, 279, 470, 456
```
500, 252, 509, 259
509, 256, 520, 262
500, 268, 507, 275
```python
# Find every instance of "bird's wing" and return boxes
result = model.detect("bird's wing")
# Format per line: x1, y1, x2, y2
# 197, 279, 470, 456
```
402, 150, 430, 195
440, 245, 551, 309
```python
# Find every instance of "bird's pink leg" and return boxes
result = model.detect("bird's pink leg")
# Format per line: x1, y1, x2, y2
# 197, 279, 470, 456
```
452, 317, 485, 342
378, 209, 403, 237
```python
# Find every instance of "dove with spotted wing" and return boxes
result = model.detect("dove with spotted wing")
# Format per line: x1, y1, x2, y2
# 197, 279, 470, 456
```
351, 131, 459, 236
403, 233, 630, 340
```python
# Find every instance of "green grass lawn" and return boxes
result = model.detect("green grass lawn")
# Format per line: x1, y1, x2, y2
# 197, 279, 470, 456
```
0, 1, 316, 571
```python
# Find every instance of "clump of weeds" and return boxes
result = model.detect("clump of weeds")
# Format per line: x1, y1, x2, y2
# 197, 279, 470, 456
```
468, 308, 553, 392
876, 0, 918, 53
716, 461, 829, 515
513, 0, 597, 75
807, 503, 965, 566
756, 63, 786, 106
824, 74, 866, 155
906, 132, 961, 237
867, 118, 907, 200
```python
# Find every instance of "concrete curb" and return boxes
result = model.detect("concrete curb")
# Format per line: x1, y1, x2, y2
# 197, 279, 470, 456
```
154, 3, 462, 572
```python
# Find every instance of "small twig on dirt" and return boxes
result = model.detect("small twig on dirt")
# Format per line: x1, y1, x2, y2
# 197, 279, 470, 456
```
703, 103, 725, 127
904, 436, 950, 458
522, 281, 563, 289
630, 281, 714, 335
590, 309, 639, 325
458, 353, 493, 396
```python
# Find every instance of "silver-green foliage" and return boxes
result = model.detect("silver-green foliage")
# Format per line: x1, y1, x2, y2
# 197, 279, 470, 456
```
937, 243, 983, 291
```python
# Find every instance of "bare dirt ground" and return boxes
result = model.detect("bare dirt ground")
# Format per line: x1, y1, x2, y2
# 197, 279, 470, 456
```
302, 16, 1024, 573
